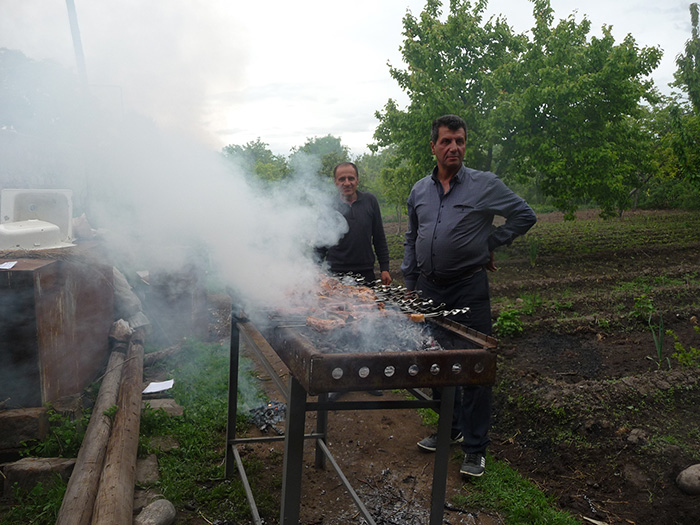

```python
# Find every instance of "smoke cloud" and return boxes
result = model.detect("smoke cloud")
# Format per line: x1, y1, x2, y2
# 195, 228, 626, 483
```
0, 50, 348, 312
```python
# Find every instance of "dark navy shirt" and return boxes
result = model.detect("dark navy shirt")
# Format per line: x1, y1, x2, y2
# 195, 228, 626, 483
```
402, 165, 536, 289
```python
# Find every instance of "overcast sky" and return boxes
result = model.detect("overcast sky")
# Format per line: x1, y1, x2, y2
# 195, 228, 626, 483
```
1, 0, 694, 156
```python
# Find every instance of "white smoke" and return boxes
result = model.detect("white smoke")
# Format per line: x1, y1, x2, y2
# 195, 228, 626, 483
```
0, 52, 349, 311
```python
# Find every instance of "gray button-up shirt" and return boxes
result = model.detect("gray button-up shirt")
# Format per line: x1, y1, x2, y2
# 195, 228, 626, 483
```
401, 165, 536, 289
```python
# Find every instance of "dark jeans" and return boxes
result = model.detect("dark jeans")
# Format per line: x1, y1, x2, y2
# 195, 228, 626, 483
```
416, 269, 493, 454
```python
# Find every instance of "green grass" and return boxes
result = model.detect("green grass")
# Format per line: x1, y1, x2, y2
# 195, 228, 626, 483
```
453, 457, 580, 525
139, 339, 278, 522
0, 406, 91, 524
1, 477, 67, 525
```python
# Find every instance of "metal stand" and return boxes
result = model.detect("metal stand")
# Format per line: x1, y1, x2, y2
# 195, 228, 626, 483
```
225, 318, 456, 525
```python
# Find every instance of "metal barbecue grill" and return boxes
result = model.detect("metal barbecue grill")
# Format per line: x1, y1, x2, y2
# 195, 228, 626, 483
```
224, 278, 498, 525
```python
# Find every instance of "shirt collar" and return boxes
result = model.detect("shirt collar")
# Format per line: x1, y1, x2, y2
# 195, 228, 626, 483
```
430, 165, 465, 186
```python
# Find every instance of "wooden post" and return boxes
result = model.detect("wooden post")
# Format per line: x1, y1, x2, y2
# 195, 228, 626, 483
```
91, 329, 144, 525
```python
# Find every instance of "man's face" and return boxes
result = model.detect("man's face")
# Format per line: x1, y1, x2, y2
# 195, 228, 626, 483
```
430, 126, 466, 172
334, 165, 359, 200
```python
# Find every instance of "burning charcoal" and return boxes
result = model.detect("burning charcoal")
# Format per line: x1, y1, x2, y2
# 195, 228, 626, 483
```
421, 336, 443, 351
248, 400, 286, 434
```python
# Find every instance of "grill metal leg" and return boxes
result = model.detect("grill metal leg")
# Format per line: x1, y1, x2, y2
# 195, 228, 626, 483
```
315, 393, 328, 469
431, 385, 456, 525
225, 318, 241, 478
280, 376, 307, 524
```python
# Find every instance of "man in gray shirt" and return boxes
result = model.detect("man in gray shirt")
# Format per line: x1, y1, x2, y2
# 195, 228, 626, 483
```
402, 114, 536, 477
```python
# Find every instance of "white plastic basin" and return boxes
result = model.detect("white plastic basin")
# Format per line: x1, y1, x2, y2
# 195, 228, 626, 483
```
0, 219, 74, 250
1, 189, 73, 242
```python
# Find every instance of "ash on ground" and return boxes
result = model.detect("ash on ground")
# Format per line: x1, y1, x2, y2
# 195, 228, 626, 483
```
320, 470, 477, 525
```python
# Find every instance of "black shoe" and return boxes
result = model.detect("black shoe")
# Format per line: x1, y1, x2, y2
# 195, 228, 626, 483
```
416, 431, 464, 452
460, 453, 486, 477
367, 390, 383, 396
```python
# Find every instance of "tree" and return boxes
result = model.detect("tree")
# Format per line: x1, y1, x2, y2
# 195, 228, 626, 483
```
373, 0, 525, 184
668, 3, 700, 185
674, 3, 700, 114
356, 146, 408, 230
222, 138, 289, 181
372, 0, 662, 218
289, 134, 350, 178
507, 0, 662, 217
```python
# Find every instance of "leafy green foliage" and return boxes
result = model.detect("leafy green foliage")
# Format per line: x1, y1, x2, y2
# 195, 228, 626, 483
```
356, 145, 409, 227
674, 3, 700, 114
22, 406, 90, 458
103, 404, 118, 421
668, 327, 700, 368
385, 232, 405, 261
1, 478, 67, 525
519, 293, 543, 315
222, 138, 290, 181
289, 134, 350, 178
631, 294, 655, 323
494, 307, 524, 337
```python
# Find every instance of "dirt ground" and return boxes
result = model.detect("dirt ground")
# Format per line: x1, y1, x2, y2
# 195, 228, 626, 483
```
189, 209, 700, 525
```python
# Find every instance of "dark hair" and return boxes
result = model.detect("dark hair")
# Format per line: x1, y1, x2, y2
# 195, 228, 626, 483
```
333, 162, 359, 179
431, 114, 467, 144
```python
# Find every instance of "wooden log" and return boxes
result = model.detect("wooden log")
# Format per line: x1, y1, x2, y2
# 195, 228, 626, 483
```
55, 348, 126, 525
143, 342, 182, 367
91, 329, 145, 525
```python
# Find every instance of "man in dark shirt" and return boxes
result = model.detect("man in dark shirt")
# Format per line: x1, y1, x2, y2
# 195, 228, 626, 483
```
317, 161, 392, 399
402, 114, 536, 477
317, 162, 392, 286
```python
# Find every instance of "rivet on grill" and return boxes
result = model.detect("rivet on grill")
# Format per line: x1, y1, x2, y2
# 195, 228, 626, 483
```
332, 368, 344, 379
474, 362, 485, 374
384, 366, 395, 377
430, 364, 440, 375
408, 365, 419, 376
358, 366, 370, 378
451, 363, 463, 374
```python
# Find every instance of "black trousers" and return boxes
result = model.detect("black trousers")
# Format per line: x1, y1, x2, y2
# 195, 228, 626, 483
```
416, 269, 493, 454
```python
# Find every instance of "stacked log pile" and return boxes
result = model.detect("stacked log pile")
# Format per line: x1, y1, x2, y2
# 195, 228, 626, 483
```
56, 321, 145, 525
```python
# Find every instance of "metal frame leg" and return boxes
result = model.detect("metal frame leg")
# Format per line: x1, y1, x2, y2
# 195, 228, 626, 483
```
315, 393, 328, 469
430, 385, 456, 525
225, 319, 241, 478
280, 376, 307, 524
